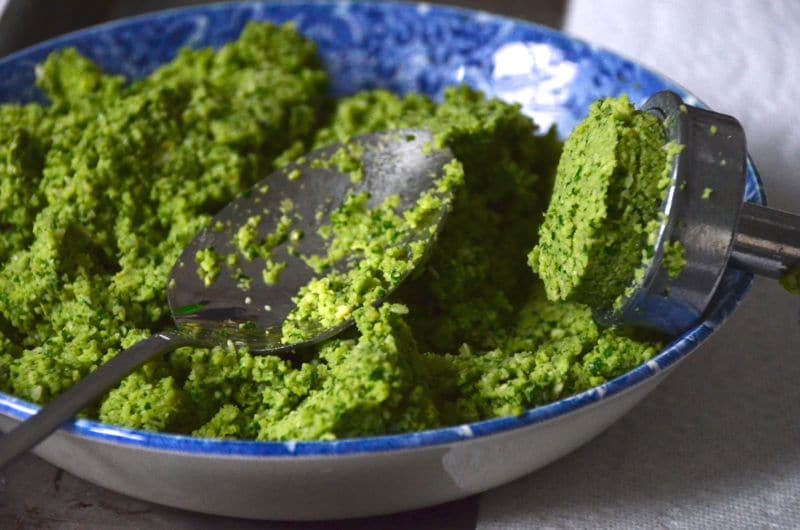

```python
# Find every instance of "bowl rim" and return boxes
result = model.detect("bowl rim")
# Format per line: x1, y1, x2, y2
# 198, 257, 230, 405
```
0, 0, 765, 457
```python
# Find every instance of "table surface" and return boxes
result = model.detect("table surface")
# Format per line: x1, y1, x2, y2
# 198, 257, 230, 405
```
2, 1, 798, 528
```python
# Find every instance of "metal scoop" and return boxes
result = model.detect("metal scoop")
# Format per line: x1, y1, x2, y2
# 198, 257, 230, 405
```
0, 129, 454, 468
600, 91, 800, 334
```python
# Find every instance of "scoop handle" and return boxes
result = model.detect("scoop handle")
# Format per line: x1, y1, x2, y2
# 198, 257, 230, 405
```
0, 331, 195, 469
731, 202, 800, 278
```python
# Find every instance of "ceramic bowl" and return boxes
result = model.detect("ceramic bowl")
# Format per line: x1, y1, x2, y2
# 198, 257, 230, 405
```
0, 1, 764, 520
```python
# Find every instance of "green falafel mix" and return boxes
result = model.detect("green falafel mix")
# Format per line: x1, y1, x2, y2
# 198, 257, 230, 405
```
0, 23, 661, 441
529, 96, 683, 311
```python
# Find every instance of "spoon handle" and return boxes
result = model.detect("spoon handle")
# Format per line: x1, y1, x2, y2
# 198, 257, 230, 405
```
731, 202, 800, 278
0, 331, 196, 469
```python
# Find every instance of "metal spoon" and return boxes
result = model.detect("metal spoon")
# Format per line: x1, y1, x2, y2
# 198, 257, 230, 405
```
0, 128, 454, 468
599, 91, 800, 334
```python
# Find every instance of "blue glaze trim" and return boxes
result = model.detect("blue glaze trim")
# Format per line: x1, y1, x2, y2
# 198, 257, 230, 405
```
0, 1, 764, 457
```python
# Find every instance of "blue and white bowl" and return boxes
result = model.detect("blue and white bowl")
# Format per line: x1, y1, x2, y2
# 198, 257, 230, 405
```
0, 1, 764, 520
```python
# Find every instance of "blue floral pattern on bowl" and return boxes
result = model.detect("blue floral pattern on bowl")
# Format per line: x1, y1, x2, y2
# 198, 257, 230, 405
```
0, 1, 765, 456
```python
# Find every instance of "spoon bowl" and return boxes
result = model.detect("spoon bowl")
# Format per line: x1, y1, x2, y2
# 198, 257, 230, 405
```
169, 128, 454, 353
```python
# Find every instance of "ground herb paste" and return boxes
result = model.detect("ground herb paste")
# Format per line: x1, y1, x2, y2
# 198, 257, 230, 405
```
0, 23, 661, 440
529, 96, 683, 311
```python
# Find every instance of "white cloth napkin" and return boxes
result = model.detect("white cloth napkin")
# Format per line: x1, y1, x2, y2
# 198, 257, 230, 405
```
478, 1, 800, 528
